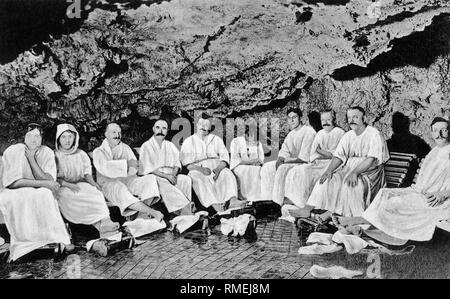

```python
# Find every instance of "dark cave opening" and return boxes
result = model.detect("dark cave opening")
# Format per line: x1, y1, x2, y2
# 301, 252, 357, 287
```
331, 13, 450, 81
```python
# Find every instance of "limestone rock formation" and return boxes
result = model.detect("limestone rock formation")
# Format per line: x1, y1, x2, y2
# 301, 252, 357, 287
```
0, 0, 449, 152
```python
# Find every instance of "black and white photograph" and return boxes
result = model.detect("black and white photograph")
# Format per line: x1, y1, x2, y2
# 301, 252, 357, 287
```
0, 0, 449, 283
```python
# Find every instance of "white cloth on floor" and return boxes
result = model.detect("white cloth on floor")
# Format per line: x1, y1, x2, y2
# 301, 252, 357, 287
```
298, 243, 342, 255
93, 139, 160, 216
261, 125, 316, 204
279, 204, 297, 223
123, 218, 167, 238
308, 126, 389, 217
307, 232, 334, 245
220, 214, 252, 237
139, 137, 191, 212
170, 211, 209, 234
363, 143, 450, 241
180, 133, 237, 208
285, 127, 345, 207
332, 231, 369, 254
310, 265, 363, 279
230, 136, 265, 202
55, 124, 109, 225
0, 144, 71, 262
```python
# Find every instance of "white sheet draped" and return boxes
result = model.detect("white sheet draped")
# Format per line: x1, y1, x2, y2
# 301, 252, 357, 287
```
55, 124, 109, 225
180, 134, 237, 208
230, 136, 264, 202
284, 127, 345, 207
140, 137, 191, 213
363, 143, 450, 241
93, 139, 160, 216
308, 126, 389, 216
0, 144, 70, 262
261, 125, 316, 204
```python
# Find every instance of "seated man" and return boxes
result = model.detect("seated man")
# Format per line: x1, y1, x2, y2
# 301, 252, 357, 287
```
307, 106, 389, 217
93, 123, 163, 221
230, 123, 265, 202
0, 123, 71, 262
260, 108, 316, 205
335, 117, 450, 243
180, 115, 239, 213
284, 109, 345, 208
139, 119, 193, 215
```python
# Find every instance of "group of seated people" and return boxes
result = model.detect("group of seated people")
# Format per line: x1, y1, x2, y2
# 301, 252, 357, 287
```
0, 105, 449, 263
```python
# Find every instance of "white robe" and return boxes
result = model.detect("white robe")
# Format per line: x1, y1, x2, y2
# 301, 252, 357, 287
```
56, 150, 109, 225
93, 139, 160, 216
139, 136, 191, 213
363, 144, 450, 241
55, 123, 109, 225
308, 126, 389, 217
180, 134, 237, 208
284, 127, 345, 207
0, 144, 70, 262
260, 125, 316, 204
230, 136, 265, 202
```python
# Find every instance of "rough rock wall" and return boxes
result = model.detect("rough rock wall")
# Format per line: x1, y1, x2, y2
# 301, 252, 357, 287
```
0, 0, 449, 152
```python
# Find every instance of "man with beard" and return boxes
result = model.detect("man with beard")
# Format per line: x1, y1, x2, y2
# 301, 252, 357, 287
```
260, 108, 317, 204
307, 106, 389, 217
283, 110, 345, 208
139, 119, 194, 215
334, 117, 450, 243
93, 123, 163, 221
180, 115, 239, 213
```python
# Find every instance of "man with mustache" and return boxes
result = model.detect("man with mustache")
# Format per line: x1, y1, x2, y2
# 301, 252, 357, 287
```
180, 115, 239, 213
93, 123, 163, 221
139, 119, 193, 215
307, 106, 389, 218
260, 108, 316, 204
333, 117, 450, 244
283, 109, 345, 209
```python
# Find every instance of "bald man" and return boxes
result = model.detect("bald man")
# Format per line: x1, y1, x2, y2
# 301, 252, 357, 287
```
93, 123, 163, 221
139, 119, 193, 215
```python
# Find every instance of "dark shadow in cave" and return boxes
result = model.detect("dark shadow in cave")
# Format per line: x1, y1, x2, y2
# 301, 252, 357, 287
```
0, 0, 171, 65
387, 112, 431, 159
0, 0, 90, 64
308, 111, 322, 132
331, 13, 450, 81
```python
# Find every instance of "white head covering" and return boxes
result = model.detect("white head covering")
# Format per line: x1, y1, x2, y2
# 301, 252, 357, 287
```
55, 123, 79, 155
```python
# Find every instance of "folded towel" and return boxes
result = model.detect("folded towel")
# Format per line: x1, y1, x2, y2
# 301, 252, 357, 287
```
170, 211, 208, 234
124, 218, 166, 238
298, 243, 342, 255
306, 232, 334, 245
332, 231, 369, 254
220, 214, 253, 237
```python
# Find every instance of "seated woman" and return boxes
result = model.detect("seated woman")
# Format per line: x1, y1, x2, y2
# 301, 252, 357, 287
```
0, 123, 72, 262
333, 117, 450, 244
54, 123, 133, 256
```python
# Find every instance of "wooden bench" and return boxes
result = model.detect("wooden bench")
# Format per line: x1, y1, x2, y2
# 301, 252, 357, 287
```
384, 152, 419, 188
